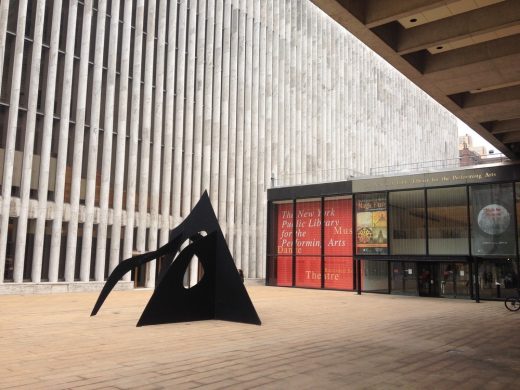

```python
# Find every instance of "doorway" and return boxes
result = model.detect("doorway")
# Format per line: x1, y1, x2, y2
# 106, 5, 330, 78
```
439, 262, 470, 298
418, 262, 439, 297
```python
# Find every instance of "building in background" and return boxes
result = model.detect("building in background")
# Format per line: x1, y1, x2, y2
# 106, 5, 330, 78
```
459, 133, 508, 166
0, 0, 458, 293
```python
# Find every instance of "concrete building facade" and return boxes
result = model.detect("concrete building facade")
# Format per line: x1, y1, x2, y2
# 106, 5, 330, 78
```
0, 0, 458, 291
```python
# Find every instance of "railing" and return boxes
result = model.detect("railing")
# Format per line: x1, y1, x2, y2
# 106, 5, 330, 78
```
370, 154, 509, 177
270, 154, 510, 188
271, 167, 365, 188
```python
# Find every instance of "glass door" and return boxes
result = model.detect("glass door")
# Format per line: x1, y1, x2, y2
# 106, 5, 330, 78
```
418, 262, 439, 297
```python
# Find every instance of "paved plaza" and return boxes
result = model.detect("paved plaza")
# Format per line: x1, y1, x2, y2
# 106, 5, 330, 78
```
1, 286, 519, 389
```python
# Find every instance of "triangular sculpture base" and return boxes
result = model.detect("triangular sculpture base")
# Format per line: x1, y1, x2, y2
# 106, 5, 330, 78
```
91, 192, 261, 326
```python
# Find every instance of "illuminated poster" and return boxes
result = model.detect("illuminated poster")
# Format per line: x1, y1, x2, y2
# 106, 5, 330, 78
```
295, 201, 322, 288
470, 184, 517, 255
356, 193, 388, 255
324, 198, 353, 290
276, 203, 293, 286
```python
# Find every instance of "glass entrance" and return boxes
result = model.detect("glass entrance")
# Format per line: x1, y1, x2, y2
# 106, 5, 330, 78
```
440, 263, 470, 298
478, 258, 519, 299
391, 262, 417, 295
418, 262, 439, 297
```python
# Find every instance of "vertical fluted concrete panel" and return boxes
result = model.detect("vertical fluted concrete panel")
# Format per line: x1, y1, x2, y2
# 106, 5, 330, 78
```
32, 0, 63, 282
110, 0, 133, 272
160, 2, 178, 246
0, 0, 28, 282
0, 0, 9, 95
271, 0, 279, 184
211, 0, 224, 216
202, 0, 215, 200
183, 0, 199, 285
123, 0, 145, 265
13, 0, 46, 281
47, 1, 76, 282
241, 0, 253, 276
96, 0, 121, 281
192, 0, 206, 206
171, 0, 188, 224
233, 0, 247, 271
136, 0, 156, 256
1, 0, 462, 286
255, 0, 266, 278
277, 0, 285, 188
290, 0, 297, 185
81, 1, 107, 281
226, 0, 239, 260
147, 0, 167, 287
64, 1, 90, 282
218, 0, 231, 226
262, 0, 274, 278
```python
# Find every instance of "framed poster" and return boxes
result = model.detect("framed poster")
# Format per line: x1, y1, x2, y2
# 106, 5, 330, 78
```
356, 193, 388, 255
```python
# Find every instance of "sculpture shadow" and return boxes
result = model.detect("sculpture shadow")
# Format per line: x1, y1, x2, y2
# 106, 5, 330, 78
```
91, 192, 261, 326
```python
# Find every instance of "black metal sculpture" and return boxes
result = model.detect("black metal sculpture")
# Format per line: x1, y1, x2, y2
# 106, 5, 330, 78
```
91, 192, 261, 326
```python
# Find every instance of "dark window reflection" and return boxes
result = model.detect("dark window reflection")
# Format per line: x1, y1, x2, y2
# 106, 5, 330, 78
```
389, 190, 426, 255
361, 260, 388, 293
427, 187, 469, 255
479, 259, 519, 299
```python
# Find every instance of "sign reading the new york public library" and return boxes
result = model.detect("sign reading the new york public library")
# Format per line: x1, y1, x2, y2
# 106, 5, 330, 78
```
276, 199, 353, 289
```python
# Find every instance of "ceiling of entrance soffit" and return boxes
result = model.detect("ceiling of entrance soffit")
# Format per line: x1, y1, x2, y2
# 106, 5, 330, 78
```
311, 0, 520, 159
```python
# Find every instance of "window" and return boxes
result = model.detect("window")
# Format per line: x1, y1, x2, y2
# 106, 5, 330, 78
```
427, 187, 469, 255
269, 201, 293, 287
389, 190, 426, 255
324, 196, 353, 290
295, 199, 321, 288
470, 183, 516, 256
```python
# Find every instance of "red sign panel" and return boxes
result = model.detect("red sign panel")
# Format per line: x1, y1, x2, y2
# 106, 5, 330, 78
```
295, 201, 322, 255
295, 201, 322, 287
276, 203, 294, 286
277, 256, 293, 287
275, 198, 354, 289
324, 198, 353, 256
324, 198, 353, 290
295, 256, 322, 288
324, 257, 354, 290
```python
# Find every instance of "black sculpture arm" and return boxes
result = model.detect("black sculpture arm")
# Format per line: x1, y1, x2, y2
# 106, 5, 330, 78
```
91, 236, 183, 316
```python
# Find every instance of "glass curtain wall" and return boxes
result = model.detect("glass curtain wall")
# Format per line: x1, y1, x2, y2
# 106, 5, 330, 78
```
389, 190, 426, 255
427, 187, 469, 255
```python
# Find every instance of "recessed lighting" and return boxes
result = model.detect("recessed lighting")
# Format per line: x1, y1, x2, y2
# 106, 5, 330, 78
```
410, 18, 417, 23
436, 46, 444, 50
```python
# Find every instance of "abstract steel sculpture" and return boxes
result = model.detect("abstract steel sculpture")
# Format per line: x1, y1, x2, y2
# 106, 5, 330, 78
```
91, 192, 261, 326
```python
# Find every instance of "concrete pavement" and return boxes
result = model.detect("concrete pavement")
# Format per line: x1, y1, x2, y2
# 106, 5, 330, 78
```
1, 286, 519, 389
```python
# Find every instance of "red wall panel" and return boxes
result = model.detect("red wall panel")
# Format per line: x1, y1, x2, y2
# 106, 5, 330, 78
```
324, 257, 354, 290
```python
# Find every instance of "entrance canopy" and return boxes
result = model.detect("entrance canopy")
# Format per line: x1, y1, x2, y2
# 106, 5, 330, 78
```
312, 0, 520, 158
